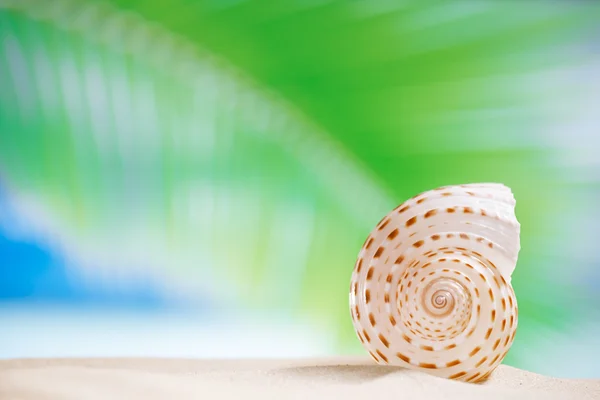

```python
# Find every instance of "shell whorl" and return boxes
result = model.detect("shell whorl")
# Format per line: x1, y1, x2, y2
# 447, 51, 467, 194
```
349, 183, 520, 383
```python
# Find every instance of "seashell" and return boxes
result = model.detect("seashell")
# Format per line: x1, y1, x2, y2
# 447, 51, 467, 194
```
349, 183, 520, 383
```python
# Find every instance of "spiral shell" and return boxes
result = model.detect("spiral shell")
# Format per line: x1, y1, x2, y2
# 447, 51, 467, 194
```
349, 183, 520, 383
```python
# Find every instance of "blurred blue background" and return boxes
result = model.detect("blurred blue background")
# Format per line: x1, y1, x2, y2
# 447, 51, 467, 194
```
1, 0, 599, 378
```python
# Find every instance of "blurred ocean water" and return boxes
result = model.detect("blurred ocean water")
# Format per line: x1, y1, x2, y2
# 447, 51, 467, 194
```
0, 0, 599, 378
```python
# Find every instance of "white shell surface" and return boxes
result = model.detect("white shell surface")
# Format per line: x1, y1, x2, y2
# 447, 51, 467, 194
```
349, 183, 520, 383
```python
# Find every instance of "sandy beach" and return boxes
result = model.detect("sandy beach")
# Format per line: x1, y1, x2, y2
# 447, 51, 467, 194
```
1, 357, 598, 400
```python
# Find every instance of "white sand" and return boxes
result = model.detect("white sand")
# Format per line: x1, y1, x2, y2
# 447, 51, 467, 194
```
1, 357, 599, 400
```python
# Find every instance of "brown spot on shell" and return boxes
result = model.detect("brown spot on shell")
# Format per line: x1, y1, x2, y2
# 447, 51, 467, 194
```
417, 197, 426, 204
476, 357, 488, 367
384, 293, 390, 303
467, 372, 481, 382
460, 233, 469, 240
396, 353, 410, 363
406, 216, 417, 227
386, 274, 393, 283
387, 229, 399, 240
431, 234, 440, 240
379, 334, 390, 348
493, 276, 501, 288
356, 257, 362, 272
446, 359, 461, 367
446, 233, 454, 238
401, 334, 411, 343
389, 315, 396, 326
421, 345, 434, 351
425, 209, 437, 218
378, 217, 391, 230
419, 362, 437, 369
355, 305, 360, 319
365, 290, 371, 303
493, 339, 501, 350
374, 247, 384, 258
398, 205, 410, 213
488, 242, 494, 248
501, 319, 506, 331
357, 332, 364, 343
463, 207, 474, 214
449, 371, 467, 379
369, 351, 379, 362
485, 328, 493, 339
395, 256, 405, 264
365, 237, 374, 249
376, 350, 388, 363
445, 344, 456, 350
490, 354, 500, 365
442, 192, 452, 197
413, 240, 424, 248
446, 207, 456, 213
491, 310, 496, 322
489, 288, 494, 301
369, 313, 376, 326
363, 330, 370, 342
366, 267, 374, 280
469, 347, 481, 357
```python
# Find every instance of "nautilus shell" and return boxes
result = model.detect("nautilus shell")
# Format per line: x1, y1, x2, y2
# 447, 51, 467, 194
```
349, 183, 520, 383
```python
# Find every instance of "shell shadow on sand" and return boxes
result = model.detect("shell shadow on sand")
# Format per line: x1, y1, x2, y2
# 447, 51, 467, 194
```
271, 364, 407, 383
